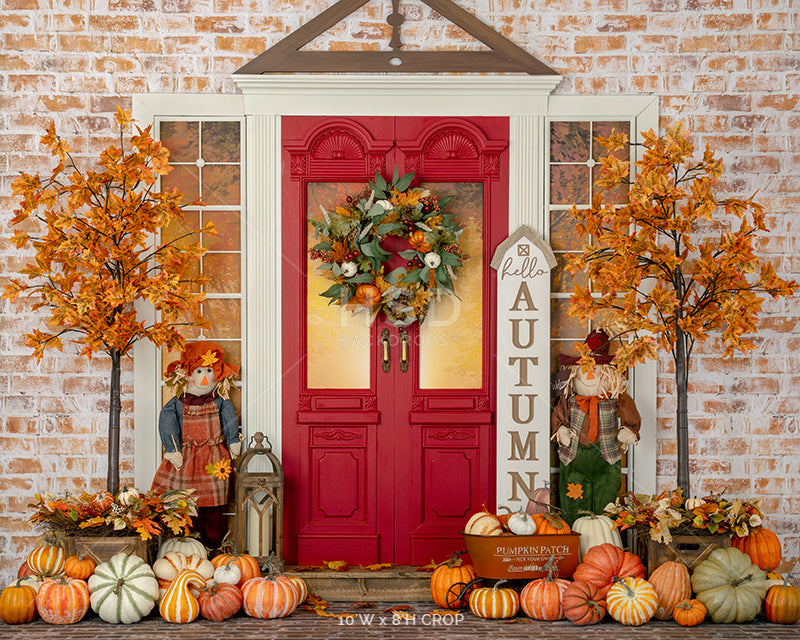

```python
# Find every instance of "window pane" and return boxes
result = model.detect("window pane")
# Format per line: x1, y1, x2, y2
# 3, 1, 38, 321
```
549, 209, 583, 252
161, 211, 199, 249
161, 121, 198, 162
306, 182, 371, 390
202, 165, 241, 206
550, 165, 589, 205
162, 165, 199, 202
592, 121, 631, 161
202, 121, 240, 162
204, 211, 241, 251
418, 182, 483, 390
551, 254, 589, 293
551, 298, 587, 339
204, 299, 241, 339
203, 253, 241, 294
550, 121, 590, 162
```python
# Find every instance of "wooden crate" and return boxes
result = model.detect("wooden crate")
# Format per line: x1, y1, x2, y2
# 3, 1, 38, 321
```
62, 536, 154, 565
631, 530, 730, 574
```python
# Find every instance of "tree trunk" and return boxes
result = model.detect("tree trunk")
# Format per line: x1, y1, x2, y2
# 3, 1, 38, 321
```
674, 329, 690, 494
107, 348, 121, 495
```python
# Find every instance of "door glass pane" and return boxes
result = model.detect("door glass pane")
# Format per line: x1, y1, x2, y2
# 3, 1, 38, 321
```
306, 182, 371, 389
418, 182, 483, 390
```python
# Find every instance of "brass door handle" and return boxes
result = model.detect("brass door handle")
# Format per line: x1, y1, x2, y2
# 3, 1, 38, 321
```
400, 328, 409, 373
382, 328, 391, 372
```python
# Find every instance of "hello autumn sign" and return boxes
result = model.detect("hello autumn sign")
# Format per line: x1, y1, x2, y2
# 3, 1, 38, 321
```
491, 226, 556, 512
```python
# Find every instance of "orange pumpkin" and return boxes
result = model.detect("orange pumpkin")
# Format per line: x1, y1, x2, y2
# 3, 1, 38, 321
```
211, 550, 261, 588
533, 512, 571, 534
89, 490, 114, 513
764, 580, 800, 625
468, 580, 519, 619
430, 554, 478, 610
572, 543, 646, 600
27, 542, 65, 577
354, 283, 381, 308
520, 573, 571, 620
731, 527, 782, 570
35, 577, 90, 625
198, 582, 243, 622
672, 598, 707, 626
0, 579, 38, 624
63, 555, 96, 581
241, 575, 301, 619
408, 230, 431, 252
284, 576, 308, 604
648, 560, 691, 620
562, 580, 606, 626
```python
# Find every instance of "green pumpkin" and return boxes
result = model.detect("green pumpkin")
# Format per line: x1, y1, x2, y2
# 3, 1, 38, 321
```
87, 552, 159, 624
690, 547, 773, 623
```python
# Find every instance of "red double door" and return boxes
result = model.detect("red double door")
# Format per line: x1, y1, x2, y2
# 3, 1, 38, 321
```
281, 116, 509, 565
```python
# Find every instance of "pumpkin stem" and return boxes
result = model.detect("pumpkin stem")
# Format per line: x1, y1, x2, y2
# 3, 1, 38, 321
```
730, 573, 755, 588
543, 553, 558, 581
493, 579, 508, 591
113, 577, 126, 595
612, 575, 636, 598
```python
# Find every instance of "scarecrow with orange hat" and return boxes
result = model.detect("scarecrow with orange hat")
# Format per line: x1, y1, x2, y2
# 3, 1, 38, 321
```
151, 340, 241, 549
551, 330, 641, 526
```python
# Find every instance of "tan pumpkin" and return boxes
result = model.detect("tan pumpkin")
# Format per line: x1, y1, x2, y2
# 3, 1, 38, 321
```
157, 536, 208, 560
606, 576, 658, 626
647, 560, 691, 620
464, 510, 503, 536
159, 569, 206, 623
468, 580, 519, 619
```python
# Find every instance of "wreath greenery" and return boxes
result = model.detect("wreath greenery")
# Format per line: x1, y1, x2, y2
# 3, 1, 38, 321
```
309, 169, 467, 326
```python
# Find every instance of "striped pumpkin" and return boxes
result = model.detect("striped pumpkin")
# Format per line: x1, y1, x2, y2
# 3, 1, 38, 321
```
468, 580, 520, 619
159, 569, 206, 623
27, 543, 65, 577
242, 575, 301, 619
464, 511, 503, 536
285, 576, 308, 604
35, 577, 90, 625
606, 577, 658, 626
520, 574, 571, 620
153, 551, 215, 582
198, 583, 243, 622
88, 552, 159, 624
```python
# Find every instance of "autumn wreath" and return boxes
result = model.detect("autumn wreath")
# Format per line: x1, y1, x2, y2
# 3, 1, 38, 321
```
308, 170, 467, 326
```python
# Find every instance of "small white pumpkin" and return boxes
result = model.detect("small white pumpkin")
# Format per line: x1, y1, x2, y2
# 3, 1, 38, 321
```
18, 575, 45, 592
684, 497, 706, 510
213, 559, 242, 586
340, 261, 358, 278
423, 252, 442, 269
88, 552, 159, 624
157, 536, 208, 560
508, 510, 537, 536
116, 486, 139, 506
572, 512, 622, 559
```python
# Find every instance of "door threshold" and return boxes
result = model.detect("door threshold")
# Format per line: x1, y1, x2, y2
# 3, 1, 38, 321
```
283, 565, 432, 602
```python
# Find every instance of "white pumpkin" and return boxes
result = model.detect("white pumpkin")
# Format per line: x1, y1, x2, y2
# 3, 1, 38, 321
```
116, 486, 139, 506
88, 552, 159, 624
156, 536, 208, 560
684, 497, 706, 510
213, 559, 242, 586
18, 575, 45, 592
153, 551, 214, 581
507, 510, 537, 535
572, 512, 622, 559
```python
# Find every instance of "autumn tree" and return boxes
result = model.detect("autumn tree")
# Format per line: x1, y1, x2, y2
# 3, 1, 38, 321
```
565, 122, 796, 494
3, 106, 212, 495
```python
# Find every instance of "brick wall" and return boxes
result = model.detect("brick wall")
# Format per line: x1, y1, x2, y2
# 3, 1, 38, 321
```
1, 0, 798, 585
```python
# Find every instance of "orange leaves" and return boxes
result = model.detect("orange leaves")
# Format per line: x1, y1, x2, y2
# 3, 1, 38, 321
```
566, 121, 797, 372
3, 108, 208, 364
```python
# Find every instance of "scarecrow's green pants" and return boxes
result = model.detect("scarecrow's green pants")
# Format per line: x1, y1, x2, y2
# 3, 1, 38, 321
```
559, 442, 621, 526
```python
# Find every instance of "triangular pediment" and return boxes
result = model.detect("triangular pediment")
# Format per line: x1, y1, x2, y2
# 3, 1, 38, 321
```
235, 0, 558, 76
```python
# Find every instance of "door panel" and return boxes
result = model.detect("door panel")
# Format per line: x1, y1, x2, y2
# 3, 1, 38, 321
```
282, 116, 508, 565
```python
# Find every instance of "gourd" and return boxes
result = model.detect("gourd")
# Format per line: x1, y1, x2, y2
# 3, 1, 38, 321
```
198, 582, 243, 622
672, 598, 707, 626
157, 536, 208, 560
210, 548, 261, 587
562, 580, 606, 626
464, 510, 503, 536
571, 512, 622, 559
35, 576, 91, 625
159, 569, 206, 623
213, 559, 242, 586
519, 567, 570, 620
606, 576, 658, 626
430, 553, 478, 610
730, 527, 782, 571
0, 579, 38, 624
647, 560, 691, 620
572, 543, 646, 599
507, 510, 537, 536
153, 551, 215, 582
764, 578, 800, 625
64, 555, 96, 581
87, 552, 159, 624
690, 547, 774, 623
533, 512, 571, 534
116, 486, 139, 506
468, 580, 519, 619
27, 541, 65, 577
241, 572, 302, 619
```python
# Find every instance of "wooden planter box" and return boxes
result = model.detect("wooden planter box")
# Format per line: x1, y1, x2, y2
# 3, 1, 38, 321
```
463, 532, 580, 580
631, 530, 730, 574
61, 536, 154, 565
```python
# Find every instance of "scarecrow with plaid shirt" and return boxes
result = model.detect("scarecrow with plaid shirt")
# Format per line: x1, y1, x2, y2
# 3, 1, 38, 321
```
552, 330, 641, 526
151, 340, 241, 549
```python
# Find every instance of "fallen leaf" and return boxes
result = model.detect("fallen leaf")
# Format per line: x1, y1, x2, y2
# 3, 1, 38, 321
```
382, 605, 412, 613
360, 563, 394, 571
351, 602, 375, 609
323, 560, 349, 572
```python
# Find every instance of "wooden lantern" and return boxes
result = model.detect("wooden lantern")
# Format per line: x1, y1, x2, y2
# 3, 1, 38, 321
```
234, 432, 285, 568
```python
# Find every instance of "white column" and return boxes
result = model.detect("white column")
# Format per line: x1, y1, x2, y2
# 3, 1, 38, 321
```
509, 115, 547, 236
